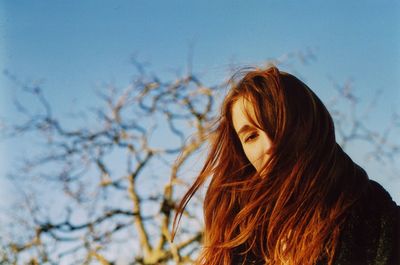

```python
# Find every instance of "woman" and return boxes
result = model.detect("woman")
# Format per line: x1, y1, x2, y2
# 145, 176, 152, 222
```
172, 66, 399, 264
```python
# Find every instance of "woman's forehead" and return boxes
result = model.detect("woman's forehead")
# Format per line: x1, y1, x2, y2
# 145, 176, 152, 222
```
231, 97, 258, 132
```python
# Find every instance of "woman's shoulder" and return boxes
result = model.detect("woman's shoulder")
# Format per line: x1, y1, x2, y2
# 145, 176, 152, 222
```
333, 179, 400, 265
361, 179, 399, 217
367, 179, 398, 205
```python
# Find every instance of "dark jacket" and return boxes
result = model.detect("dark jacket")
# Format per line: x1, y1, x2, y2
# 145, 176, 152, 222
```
233, 180, 400, 265
329, 180, 400, 265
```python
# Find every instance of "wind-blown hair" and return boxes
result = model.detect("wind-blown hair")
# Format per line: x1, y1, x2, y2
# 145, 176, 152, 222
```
172, 66, 369, 264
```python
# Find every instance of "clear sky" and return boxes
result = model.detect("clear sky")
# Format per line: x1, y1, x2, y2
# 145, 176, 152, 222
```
1, 1, 399, 207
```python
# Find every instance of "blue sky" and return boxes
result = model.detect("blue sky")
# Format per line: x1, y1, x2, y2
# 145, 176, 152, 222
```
1, 1, 399, 207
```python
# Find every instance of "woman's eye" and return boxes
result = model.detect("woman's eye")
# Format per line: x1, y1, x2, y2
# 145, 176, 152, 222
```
245, 133, 258, 143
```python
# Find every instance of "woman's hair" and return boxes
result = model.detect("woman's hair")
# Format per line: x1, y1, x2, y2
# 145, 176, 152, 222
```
172, 66, 369, 264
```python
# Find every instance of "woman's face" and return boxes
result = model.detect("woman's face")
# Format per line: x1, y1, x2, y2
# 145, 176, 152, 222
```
231, 97, 272, 172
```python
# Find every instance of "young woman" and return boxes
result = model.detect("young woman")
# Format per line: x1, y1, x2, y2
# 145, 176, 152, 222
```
172, 66, 399, 264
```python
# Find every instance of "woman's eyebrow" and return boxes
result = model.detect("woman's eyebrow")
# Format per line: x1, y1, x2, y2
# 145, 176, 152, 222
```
237, 124, 255, 137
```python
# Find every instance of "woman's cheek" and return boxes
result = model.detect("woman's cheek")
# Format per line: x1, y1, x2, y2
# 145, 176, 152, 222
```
243, 146, 259, 170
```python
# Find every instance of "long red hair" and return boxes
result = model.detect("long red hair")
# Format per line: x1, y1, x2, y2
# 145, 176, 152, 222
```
172, 66, 369, 264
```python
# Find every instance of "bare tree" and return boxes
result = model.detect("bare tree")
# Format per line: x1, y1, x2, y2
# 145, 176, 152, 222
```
1, 54, 398, 265
327, 77, 400, 169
